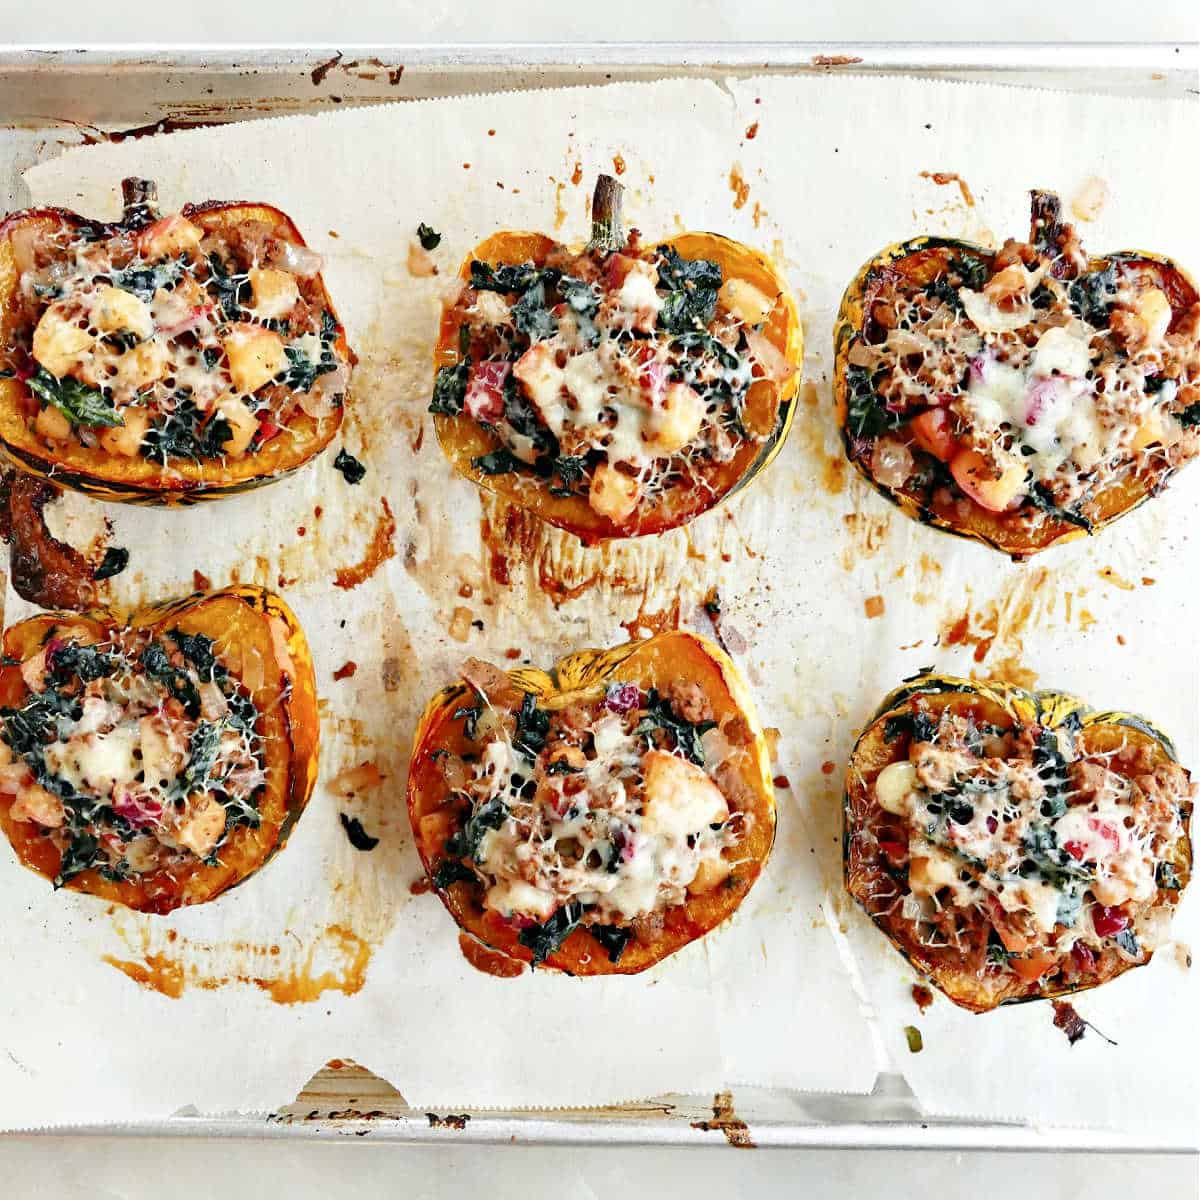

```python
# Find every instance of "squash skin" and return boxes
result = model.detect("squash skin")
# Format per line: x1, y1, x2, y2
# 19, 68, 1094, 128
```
433, 229, 803, 544
407, 631, 776, 975
843, 673, 1194, 1012
0, 201, 351, 505
833, 236, 1200, 560
0, 585, 319, 912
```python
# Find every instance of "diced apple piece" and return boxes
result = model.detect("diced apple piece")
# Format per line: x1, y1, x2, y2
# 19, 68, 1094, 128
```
92, 285, 154, 341
910, 408, 958, 462
512, 341, 566, 433
214, 395, 259, 458
248, 268, 300, 320
9, 782, 65, 828
176, 793, 226, 858
31, 305, 94, 376
949, 449, 1027, 512
645, 382, 704, 454
718, 277, 776, 326
135, 214, 204, 260
588, 462, 641, 522
640, 750, 729, 838
222, 323, 286, 394
99, 407, 151, 457
114, 339, 170, 391
874, 761, 918, 815
35, 405, 72, 442
1135, 288, 1172, 344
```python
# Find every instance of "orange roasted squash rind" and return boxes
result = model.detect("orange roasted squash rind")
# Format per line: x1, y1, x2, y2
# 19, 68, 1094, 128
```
407, 631, 776, 975
433, 226, 803, 544
0, 198, 351, 505
843, 673, 1193, 1012
0, 585, 319, 912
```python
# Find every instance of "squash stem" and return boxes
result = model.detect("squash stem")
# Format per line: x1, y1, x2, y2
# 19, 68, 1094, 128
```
121, 177, 159, 227
588, 174, 625, 254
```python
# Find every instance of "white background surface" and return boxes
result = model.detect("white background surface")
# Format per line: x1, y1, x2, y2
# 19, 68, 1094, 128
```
2, 2, 1198, 1196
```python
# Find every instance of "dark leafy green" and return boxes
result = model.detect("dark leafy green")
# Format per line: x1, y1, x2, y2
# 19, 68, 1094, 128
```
656, 247, 721, 334
417, 223, 442, 251
518, 902, 582, 967
333, 448, 366, 484
514, 693, 550, 761
46, 643, 119, 685
636, 689, 716, 766
140, 642, 201, 718
883, 711, 936, 745
511, 281, 558, 340
589, 923, 632, 964
142, 399, 232, 463
109, 258, 185, 302
445, 796, 508, 863
339, 813, 380, 851
93, 547, 129, 581
468, 261, 541, 294
433, 859, 477, 889
1027, 483, 1094, 533
1068, 264, 1118, 328
27, 369, 123, 429
844, 363, 899, 440
430, 361, 470, 416
472, 448, 524, 476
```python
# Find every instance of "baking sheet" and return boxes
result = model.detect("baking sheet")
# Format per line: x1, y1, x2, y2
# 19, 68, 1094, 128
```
0, 73, 1197, 1139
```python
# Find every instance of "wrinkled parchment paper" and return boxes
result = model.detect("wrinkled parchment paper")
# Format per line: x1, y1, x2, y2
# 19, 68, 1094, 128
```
2, 75, 1197, 1140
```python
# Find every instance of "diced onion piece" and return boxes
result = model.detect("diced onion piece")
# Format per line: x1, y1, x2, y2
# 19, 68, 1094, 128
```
274, 240, 324, 278
99, 407, 151, 457
223, 323, 286, 394
744, 327, 796, 384
870, 436, 914, 490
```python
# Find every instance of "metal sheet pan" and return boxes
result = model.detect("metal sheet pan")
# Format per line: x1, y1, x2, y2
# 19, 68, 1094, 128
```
0, 43, 1196, 1151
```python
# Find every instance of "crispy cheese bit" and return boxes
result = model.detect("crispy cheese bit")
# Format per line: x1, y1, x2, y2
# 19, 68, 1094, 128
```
175, 793, 226, 858
248, 268, 300, 320
223, 323, 286, 395
215, 395, 259, 458
135, 214, 203, 259
92, 285, 154, 341
31, 305, 94, 376
99, 407, 151, 457
718, 277, 775, 326
588, 462, 641, 522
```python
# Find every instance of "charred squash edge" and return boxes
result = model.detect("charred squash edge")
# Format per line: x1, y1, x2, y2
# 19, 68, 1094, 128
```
407, 630, 776, 975
843, 672, 1193, 1012
0, 179, 351, 505
832, 227, 1200, 561
0, 584, 319, 912
432, 177, 804, 545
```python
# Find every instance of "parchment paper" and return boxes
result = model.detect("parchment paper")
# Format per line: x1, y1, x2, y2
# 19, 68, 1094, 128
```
1, 75, 1196, 1139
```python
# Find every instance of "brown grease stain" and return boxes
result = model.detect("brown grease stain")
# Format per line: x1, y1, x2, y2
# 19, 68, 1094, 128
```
920, 170, 975, 208
1098, 566, 1135, 591
840, 512, 891, 570
691, 1091, 756, 1149
458, 931, 526, 978
553, 180, 568, 230
334, 498, 396, 589
940, 567, 1052, 675
728, 165, 750, 211
622, 599, 683, 641
811, 54, 864, 67
821, 455, 846, 495
102, 925, 372, 1005
745, 122, 759, 140
612, 154, 626, 176
410, 876, 433, 896
570, 162, 583, 186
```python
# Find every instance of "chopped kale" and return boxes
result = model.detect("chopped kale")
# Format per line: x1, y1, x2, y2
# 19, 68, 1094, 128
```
417, 223, 442, 251
433, 859, 477, 889
589, 923, 632, 964
109, 257, 185, 302
55, 831, 102, 887
27, 368, 123, 429
923, 256, 987, 314
453, 703, 481, 739
1156, 861, 1183, 890
502, 373, 555, 455
172, 630, 217, 678
636, 689, 717, 766
511, 280, 558, 340
333, 448, 366, 484
180, 720, 222, 792
202, 346, 223, 370
142, 399, 232, 463
46, 643, 119, 685
546, 758, 582, 776
883, 711, 937, 745
1032, 727, 1070, 818
1027, 483, 1094, 533
429, 361, 470, 416
514, 693, 550, 761
339, 812, 380, 851
1055, 886, 1084, 929
445, 796, 508, 863
140, 641, 201, 718
468, 261, 541, 294
844, 363, 899, 440
985, 939, 1012, 967
548, 454, 587, 497
471, 447, 524, 476
558, 274, 599, 317
1020, 821, 1090, 890
518, 901, 581, 967
670, 329, 742, 371
93, 546, 129, 581
656, 247, 721, 334
1177, 403, 1200, 429
1114, 927, 1141, 957
206, 255, 248, 319
1068, 263, 1118, 328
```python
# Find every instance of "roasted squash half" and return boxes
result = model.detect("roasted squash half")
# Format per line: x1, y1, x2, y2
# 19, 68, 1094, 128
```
0, 585, 318, 912
407, 632, 775, 974
430, 175, 803, 544
0, 178, 352, 504
834, 191, 1200, 559
844, 674, 1193, 1012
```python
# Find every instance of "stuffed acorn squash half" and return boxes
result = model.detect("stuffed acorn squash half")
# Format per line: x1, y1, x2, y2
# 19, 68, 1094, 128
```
844, 674, 1193, 1012
407, 632, 775, 974
0, 178, 352, 503
430, 175, 802, 543
834, 191, 1200, 558
0, 586, 318, 912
